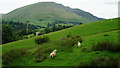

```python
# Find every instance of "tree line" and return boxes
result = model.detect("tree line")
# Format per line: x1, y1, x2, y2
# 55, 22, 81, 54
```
2, 20, 82, 44
2, 20, 43, 31
2, 20, 41, 44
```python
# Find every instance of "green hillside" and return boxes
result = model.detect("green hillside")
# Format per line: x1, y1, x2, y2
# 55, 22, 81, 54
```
3, 2, 103, 27
2, 18, 119, 67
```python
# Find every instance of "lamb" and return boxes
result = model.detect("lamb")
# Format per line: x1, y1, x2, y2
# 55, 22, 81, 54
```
50, 50, 57, 59
78, 41, 81, 47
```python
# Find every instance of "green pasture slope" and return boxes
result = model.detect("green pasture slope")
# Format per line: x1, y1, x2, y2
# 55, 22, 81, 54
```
2, 18, 119, 66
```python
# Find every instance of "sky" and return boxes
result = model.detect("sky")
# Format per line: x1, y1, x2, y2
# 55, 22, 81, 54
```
0, 0, 119, 19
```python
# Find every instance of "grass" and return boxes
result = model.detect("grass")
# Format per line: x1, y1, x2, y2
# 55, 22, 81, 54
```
7, 30, 119, 66
2, 18, 120, 66
2, 18, 118, 54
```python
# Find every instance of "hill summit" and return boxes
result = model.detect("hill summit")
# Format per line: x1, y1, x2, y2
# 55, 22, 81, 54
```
3, 2, 104, 26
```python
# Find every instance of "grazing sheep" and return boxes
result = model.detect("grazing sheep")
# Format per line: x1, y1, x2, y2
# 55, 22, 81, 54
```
50, 50, 57, 59
78, 41, 81, 47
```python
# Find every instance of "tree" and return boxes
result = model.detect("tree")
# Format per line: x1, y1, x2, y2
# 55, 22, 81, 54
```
2, 24, 14, 44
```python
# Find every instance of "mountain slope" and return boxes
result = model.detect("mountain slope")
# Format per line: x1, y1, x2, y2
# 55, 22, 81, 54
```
64, 7, 104, 22
72, 9, 104, 22
3, 2, 104, 26
2, 18, 119, 66
2, 18, 118, 54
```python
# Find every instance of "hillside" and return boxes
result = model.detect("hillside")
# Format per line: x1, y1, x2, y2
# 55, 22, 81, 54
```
3, 2, 104, 27
2, 18, 119, 67
0, 13, 2, 20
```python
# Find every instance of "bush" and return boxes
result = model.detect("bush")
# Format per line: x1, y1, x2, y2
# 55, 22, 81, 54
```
23, 36, 28, 39
79, 56, 119, 67
30, 36, 34, 38
60, 35, 83, 47
74, 36, 83, 43
67, 34, 72, 38
92, 41, 120, 52
58, 35, 83, 52
60, 37, 74, 47
81, 47, 87, 52
35, 35, 49, 44
2, 48, 27, 65
34, 47, 49, 62
35, 50, 46, 62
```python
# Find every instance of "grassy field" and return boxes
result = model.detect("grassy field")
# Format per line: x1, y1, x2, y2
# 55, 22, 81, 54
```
2, 18, 119, 66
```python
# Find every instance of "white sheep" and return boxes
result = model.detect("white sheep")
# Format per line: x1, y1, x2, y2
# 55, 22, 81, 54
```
50, 50, 57, 59
78, 41, 81, 47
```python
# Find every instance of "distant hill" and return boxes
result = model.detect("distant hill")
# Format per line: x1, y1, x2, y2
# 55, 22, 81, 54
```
0, 13, 2, 23
3, 2, 104, 27
0, 13, 2, 18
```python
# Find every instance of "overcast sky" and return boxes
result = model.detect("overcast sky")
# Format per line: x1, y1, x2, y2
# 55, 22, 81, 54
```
0, 0, 119, 19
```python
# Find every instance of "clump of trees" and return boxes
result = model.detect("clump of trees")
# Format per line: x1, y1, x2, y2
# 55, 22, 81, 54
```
2, 20, 79, 44
2, 20, 42, 31
2, 20, 42, 44
44, 24, 73, 34
52, 21, 82, 25
2, 24, 38, 44
2, 24, 21, 44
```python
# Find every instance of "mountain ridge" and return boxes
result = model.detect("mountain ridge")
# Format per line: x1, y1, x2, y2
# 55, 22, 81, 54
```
3, 2, 104, 26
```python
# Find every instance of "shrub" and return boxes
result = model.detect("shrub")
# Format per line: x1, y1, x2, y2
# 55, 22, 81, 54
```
81, 47, 87, 52
42, 35, 49, 42
79, 56, 119, 67
44, 48, 53, 53
74, 36, 83, 43
34, 47, 49, 62
39, 31, 45, 35
60, 37, 74, 47
35, 35, 49, 44
92, 41, 120, 52
2, 48, 27, 65
58, 38, 73, 52
35, 50, 46, 62
23, 36, 28, 39
58, 35, 83, 52
67, 34, 72, 38
60, 35, 83, 47
30, 36, 34, 38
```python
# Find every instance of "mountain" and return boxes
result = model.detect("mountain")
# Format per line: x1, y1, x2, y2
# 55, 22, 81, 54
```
0, 13, 2, 24
0, 13, 2, 18
3, 2, 104, 27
